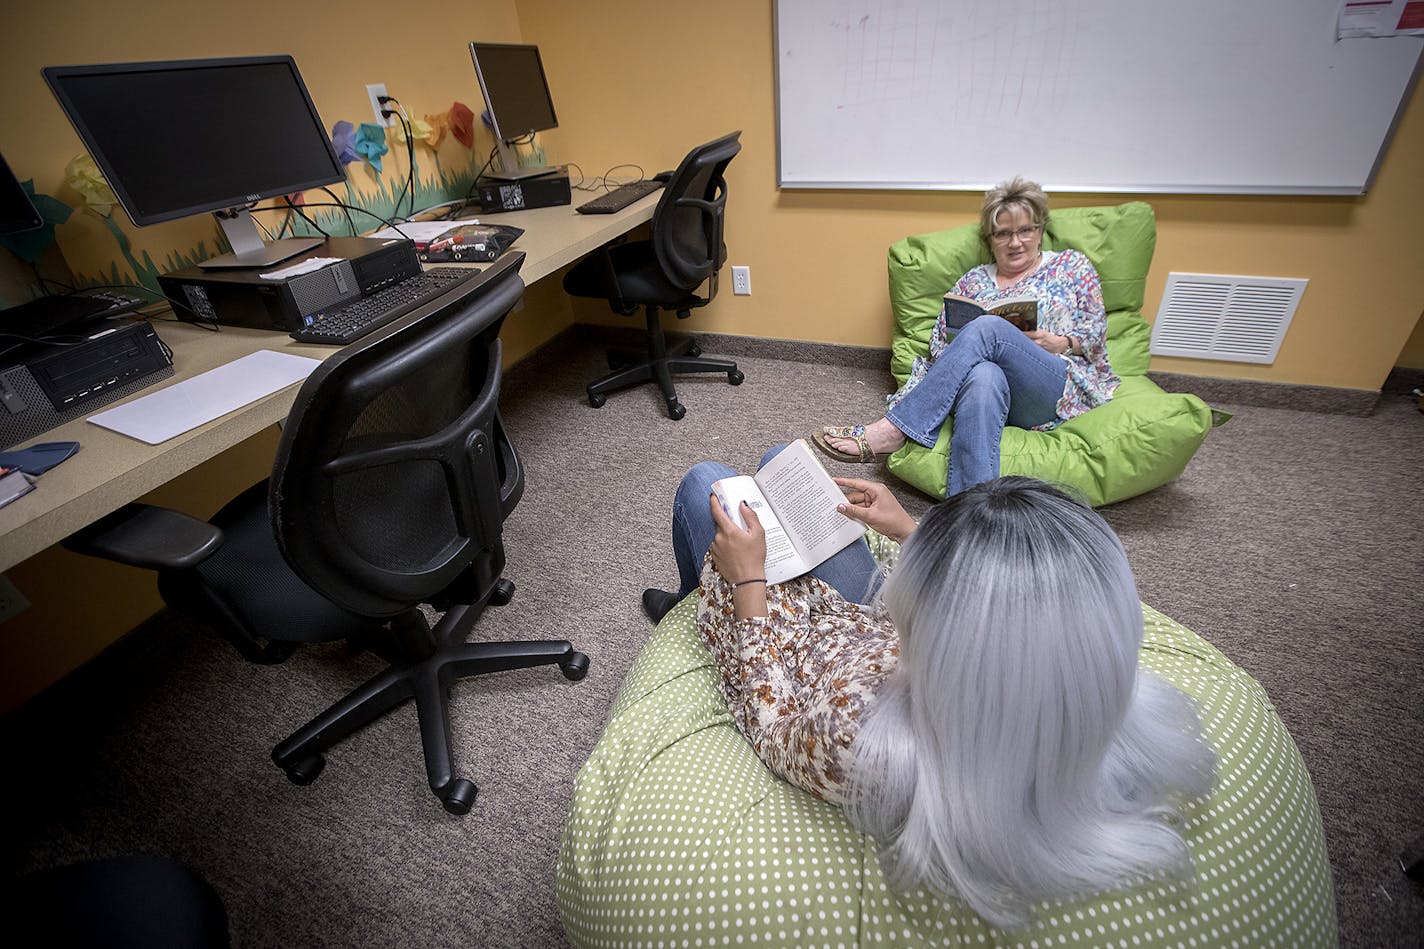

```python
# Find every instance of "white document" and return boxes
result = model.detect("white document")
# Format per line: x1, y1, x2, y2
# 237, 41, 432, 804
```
368, 221, 473, 242
711, 438, 865, 586
87, 350, 322, 445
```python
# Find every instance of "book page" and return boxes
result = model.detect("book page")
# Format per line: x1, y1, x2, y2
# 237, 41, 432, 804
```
710, 475, 807, 586
754, 439, 865, 570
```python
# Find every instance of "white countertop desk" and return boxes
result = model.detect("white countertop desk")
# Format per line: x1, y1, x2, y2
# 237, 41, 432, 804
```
0, 195, 657, 572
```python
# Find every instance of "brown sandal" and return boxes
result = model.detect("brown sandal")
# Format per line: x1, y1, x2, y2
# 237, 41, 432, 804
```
811, 425, 876, 463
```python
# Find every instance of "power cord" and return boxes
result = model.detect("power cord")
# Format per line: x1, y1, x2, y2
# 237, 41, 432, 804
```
378, 96, 418, 220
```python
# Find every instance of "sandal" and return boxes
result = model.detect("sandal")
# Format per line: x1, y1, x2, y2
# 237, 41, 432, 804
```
811, 424, 877, 463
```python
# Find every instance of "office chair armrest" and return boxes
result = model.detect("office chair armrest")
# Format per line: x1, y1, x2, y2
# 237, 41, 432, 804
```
63, 503, 224, 571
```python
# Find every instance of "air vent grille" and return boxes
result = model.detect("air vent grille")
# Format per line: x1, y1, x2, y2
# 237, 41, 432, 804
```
1150, 273, 1307, 364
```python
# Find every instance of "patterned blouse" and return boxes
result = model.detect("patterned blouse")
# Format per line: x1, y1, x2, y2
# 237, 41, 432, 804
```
695, 558, 899, 805
888, 249, 1119, 428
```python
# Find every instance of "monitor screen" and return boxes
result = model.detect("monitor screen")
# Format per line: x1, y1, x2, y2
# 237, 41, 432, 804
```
0, 149, 43, 236
467, 43, 562, 181
43, 56, 343, 269
44, 56, 345, 227
469, 43, 559, 144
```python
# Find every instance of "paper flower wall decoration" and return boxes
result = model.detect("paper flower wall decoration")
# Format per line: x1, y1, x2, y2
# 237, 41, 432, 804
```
424, 111, 451, 149
63, 154, 117, 215
449, 102, 475, 149
330, 121, 360, 166
393, 117, 433, 147
354, 122, 389, 173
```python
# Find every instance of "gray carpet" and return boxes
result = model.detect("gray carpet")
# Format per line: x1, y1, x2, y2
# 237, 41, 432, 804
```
1, 327, 1420, 947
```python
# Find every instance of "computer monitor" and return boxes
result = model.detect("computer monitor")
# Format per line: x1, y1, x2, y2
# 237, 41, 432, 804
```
468, 42, 559, 181
0, 149, 43, 237
43, 55, 346, 270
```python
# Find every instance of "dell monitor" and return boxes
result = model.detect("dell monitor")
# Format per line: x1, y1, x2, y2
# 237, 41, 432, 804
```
468, 42, 559, 181
0, 149, 43, 236
43, 55, 346, 269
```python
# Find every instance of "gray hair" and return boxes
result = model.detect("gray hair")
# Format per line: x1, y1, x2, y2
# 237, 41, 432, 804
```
845, 477, 1216, 928
979, 176, 1050, 242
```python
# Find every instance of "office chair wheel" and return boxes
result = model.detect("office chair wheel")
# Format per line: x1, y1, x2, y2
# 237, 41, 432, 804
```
667, 400, 686, 421
490, 577, 515, 606
282, 753, 325, 786
728, 369, 745, 386
439, 778, 478, 816
561, 651, 591, 681
588, 392, 607, 408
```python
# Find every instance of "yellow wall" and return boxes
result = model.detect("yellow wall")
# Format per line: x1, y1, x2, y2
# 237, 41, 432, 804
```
3, 0, 1422, 711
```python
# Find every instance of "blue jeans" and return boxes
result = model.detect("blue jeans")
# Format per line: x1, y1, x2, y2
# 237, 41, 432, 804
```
886, 315, 1067, 496
671, 445, 881, 603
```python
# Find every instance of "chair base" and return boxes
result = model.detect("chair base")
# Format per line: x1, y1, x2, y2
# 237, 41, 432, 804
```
270, 581, 589, 815
587, 306, 743, 419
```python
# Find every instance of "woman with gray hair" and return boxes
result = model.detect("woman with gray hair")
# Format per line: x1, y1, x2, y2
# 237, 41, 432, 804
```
814, 177, 1119, 498
672, 471, 1215, 929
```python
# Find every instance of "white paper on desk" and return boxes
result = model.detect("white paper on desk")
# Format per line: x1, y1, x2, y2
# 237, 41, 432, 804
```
368, 222, 471, 243
86, 350, 322, 445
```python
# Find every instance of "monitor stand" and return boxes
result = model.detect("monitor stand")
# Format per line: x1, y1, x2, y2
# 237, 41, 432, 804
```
199, 207, 324, 270
486, 138, 560, 181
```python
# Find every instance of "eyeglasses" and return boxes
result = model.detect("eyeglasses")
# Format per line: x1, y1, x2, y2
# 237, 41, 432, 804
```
990, 224, 1042, 244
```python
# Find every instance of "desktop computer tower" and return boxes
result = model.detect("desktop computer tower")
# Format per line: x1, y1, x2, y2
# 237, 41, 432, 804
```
158, 236, 422, 332
0, 319, 174, 449
476, 168, 572, 213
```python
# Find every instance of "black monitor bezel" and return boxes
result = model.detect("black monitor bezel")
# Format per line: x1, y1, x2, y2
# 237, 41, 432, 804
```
0, 149, 43, 236
42, 55, 346, 228
468, 42, 560, 144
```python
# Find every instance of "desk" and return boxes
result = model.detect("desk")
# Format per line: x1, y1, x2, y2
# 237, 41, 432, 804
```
0, 195, 657, 572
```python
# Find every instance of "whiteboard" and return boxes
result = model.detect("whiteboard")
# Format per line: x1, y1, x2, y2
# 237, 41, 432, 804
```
774, 0, 1424, 194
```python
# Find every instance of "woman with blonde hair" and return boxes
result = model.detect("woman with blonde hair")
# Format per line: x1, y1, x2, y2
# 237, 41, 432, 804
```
815, 177, 1118, 498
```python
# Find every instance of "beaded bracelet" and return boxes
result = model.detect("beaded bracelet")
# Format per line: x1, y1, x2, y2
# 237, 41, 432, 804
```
730, 578, 767, 590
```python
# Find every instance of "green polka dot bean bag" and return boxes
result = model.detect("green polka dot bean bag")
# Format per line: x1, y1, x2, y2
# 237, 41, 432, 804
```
885, 202, 1217, 506
557, 591, 1337, 946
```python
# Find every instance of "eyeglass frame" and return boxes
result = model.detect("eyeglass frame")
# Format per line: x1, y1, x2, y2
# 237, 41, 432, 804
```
989, 223, 1043, 244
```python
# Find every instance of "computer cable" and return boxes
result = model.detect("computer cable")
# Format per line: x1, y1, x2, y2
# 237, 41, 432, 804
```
378, 96, 418, 221
320, 187, 360, 236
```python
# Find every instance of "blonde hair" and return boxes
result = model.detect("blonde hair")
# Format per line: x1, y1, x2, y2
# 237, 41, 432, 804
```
979, 176, 1050, 242
845, 477, 1216, 928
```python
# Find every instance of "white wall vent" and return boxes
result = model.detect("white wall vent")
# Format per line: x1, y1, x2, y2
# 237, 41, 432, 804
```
1150, 273, 1307, 364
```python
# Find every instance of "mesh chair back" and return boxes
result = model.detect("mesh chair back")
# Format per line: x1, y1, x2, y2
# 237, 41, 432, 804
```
652, 131, 742, 292
270, 253, 527, 617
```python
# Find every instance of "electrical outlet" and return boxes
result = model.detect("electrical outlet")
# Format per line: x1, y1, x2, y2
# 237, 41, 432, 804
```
366, 83, 392, 127
0, 573, 30, 623
732, 265, 751, 296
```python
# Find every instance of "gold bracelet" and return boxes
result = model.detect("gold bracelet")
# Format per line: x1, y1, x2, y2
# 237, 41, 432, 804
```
730, 578, 767, 590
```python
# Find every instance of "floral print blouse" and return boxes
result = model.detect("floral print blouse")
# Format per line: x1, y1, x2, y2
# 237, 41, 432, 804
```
695, 558, 899, 805
888, 249, 1119, 428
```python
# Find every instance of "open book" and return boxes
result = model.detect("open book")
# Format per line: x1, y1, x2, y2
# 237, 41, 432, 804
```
943, 292, 1038, 332
711, 438, 866, 586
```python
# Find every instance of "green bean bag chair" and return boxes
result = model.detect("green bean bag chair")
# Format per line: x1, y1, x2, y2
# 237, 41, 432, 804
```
885, 202, 1216, 505
556, 579, 1338, 947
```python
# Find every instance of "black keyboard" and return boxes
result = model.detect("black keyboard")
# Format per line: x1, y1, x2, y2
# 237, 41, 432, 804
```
290, 267, 482, 344
575, 179, 664, 214
1, 289, 149, 340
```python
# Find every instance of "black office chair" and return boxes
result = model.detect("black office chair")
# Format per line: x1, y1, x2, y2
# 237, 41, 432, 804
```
563, 131, 745, 420
63, 252, 589, 815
